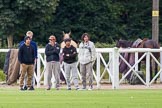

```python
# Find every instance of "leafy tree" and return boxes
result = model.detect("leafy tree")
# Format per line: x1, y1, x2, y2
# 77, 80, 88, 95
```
0, 0, 59, 48
50, 0, 123, 43
118, 0, 152, 40
50, 0, 161, 43
0, 0, 161, 46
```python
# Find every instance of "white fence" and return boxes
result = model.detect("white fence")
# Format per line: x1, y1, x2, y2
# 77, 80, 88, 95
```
0, 48, 162, 89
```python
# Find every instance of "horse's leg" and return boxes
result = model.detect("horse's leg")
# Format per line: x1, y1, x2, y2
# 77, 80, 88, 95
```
138, 62, 141, 71
154, 62, 158, 83
150, 60, 153, 82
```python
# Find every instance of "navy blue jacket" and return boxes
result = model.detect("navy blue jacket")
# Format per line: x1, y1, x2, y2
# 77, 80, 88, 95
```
45, 42, 60, 62
19, 40, 38, 59
18, 44, 35, 65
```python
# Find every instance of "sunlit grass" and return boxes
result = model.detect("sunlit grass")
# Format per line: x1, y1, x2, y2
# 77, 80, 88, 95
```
0, 88, 162, 108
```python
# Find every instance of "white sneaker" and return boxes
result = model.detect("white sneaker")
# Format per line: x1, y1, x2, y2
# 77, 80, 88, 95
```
88, 88, 92, 90
88, 86, 93, 90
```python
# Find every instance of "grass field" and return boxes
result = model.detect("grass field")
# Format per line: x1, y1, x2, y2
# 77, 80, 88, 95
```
0, 88, 162, 108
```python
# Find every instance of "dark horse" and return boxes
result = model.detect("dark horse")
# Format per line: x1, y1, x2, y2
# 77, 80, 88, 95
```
116, 38, 160, 82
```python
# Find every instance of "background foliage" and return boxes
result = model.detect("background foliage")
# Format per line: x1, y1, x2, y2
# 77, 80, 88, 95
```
0, 0, 59, 47
0, 0, 161, 46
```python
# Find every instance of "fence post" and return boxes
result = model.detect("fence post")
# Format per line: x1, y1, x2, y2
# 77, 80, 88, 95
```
160, 51, 162, 82
112, 47, 119, 89
36, 54, 41, 88
96, 52, 101, 89
146, 52, 150, 87
135, 52, 139, 71
109, 52, 113, 83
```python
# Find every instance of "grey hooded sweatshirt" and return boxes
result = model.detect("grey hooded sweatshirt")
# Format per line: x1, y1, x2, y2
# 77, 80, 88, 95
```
78, 41, 96, 64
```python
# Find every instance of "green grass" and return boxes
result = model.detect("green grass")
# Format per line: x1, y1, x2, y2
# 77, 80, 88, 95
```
0, 88, 162, 108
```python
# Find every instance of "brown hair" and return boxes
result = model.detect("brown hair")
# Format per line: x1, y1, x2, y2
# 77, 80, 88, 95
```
81, 33, 90, 41
49, 35, 56, 41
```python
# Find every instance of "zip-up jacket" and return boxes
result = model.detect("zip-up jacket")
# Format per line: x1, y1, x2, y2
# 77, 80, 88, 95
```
45, 42, 60, 62
18, 44, 35, 65
19, 40, 38, 59
78, 41, 96, 64
62, 45, 77, 64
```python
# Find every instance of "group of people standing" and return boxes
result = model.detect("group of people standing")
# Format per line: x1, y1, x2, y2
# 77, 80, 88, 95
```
18, 31, 96, 91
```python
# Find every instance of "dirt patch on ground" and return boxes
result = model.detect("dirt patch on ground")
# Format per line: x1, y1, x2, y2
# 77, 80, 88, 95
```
0, 82, 162, 90
99, 83, 162, 90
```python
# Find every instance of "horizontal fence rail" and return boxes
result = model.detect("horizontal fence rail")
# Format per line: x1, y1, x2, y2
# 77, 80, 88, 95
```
0, 47, 162, 89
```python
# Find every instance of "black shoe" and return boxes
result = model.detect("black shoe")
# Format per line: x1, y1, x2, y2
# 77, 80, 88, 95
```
23, 86, 27, 90
79, 88, 86, 90
76, 87, 80, 90
46, 87, 51, 90
20, 87, 24, 91
30, 86, 35, 90
56, 87, 59, 90
67, 88, 71, 90
28, 86, 34, 90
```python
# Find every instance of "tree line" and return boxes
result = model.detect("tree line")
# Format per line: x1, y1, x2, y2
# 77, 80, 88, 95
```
0, 0, 161, 48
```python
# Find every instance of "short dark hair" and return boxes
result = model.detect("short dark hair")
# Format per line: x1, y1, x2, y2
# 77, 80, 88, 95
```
81, 33, 90, 41
24, 36, 30, 42
64, 38, 71, 43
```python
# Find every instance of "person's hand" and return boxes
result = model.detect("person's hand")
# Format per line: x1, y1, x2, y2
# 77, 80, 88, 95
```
66, 54, 69, 56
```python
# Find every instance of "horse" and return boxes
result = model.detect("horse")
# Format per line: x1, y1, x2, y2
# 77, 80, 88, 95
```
116, 38, 160, 82
60, 31, 78, 48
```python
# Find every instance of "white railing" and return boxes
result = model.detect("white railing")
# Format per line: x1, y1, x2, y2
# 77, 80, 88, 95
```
37, 48, 116, 89
1, 47, 162, 89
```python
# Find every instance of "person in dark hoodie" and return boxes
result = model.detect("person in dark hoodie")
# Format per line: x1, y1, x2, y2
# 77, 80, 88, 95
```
18, 31, 37, 90
62, 38, 79, 90
18, 36, 35, 90
45, 35, 60, 90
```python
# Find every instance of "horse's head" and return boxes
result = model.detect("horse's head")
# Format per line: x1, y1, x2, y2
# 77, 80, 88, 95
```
61, 31, 78, 48
116, 39, 132, 48
63, 31, 71, 40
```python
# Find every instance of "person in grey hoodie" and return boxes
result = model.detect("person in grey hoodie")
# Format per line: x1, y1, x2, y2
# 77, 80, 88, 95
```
78, 33, 96, 90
